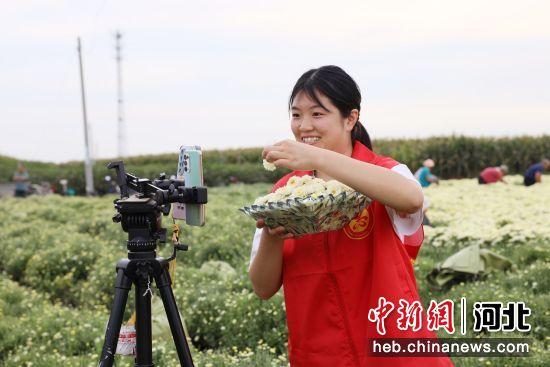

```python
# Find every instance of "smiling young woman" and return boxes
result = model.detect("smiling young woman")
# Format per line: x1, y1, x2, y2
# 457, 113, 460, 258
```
248, 66, 454, 367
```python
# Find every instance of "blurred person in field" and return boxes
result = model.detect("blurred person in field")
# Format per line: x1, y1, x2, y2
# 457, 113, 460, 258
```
59, 179, 69, 195
414, 158, 439, 188
414, 159, 438, 226
104, 175, 118, 194
12, 162, 30, 197
249, 66, 453, 367
524, 159, 550, 186
478, 164, 508, 184
58, 178, 76, 196
40, 181, 53, 195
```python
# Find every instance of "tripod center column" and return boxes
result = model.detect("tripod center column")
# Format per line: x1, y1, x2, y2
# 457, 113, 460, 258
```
134, 261, 154, 366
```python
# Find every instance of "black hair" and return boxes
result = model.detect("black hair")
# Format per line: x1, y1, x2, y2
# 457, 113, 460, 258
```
288, 65, 372, 150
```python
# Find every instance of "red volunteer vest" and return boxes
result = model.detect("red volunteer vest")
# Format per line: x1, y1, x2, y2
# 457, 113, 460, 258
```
273, 142, 454, 367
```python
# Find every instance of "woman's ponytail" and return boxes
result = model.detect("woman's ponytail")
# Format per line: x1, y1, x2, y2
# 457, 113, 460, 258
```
351, 121, 372, 150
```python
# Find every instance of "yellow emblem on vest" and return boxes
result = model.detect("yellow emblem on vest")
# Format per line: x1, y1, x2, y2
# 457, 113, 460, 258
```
343, 205, 374, 240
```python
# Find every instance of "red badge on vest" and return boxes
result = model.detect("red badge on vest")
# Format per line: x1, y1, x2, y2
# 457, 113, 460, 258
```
343, 204, 375, 240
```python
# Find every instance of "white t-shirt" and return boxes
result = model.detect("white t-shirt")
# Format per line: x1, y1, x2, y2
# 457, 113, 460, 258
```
249, 164, 422, 266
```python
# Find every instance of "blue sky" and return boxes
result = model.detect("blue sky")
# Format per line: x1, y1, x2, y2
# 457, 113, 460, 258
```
1, 1, 549, 162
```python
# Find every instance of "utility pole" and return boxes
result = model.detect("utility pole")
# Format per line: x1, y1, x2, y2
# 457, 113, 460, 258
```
77, 37, 95, 196
115, 31, 126, 158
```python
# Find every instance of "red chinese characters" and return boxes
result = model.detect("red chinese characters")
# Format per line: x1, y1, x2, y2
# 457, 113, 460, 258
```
427, 300, 455, 334
397, 299, 423, 332
368, 298, 456, 335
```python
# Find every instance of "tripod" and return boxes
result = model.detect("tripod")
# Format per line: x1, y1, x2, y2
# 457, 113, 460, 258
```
98, 161, 207, 367
98, 248, 193, 367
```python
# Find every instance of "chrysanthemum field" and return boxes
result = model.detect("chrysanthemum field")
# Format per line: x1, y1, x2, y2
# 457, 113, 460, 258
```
0, 176, 548, 366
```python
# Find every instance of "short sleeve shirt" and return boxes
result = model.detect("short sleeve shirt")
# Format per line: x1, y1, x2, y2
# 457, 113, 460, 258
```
14, 171, 29, 191
414, 167, 432, 188
525, 163, 544, 181
480, 167, 502, 183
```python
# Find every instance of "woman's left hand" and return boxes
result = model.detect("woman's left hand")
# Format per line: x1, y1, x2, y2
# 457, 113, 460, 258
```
262, 139, 322, 171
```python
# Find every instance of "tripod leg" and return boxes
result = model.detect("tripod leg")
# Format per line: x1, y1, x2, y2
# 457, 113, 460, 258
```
99, 267, 132, 367
155, 267, 195, 367
135, 274, 154, 367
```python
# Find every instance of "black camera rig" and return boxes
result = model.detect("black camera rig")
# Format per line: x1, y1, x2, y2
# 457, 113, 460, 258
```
99, 161, 207, 367
108, 161, 207, 252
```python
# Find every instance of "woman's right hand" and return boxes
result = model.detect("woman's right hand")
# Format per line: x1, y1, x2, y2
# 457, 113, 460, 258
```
256, 218, 294, 239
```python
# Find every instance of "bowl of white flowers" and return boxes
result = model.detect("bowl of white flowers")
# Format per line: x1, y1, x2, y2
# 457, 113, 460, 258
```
239, 164, 371, 235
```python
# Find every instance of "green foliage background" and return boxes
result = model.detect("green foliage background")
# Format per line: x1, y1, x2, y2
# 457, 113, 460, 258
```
2, 135, 549, 194
0, 178, 548, 366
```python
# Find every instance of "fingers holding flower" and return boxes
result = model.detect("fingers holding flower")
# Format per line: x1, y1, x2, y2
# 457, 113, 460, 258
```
262, 139, 322, 171
263, 148, 290, 167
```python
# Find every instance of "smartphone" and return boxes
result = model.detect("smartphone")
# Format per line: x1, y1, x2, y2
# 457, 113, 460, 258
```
172, 145, 206, 226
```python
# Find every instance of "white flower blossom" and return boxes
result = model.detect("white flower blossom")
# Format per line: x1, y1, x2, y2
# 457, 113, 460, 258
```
289, 186, 307, 199
253, 195, 270, 205
325, 180, 344, 196
263, 159, 276, 171
254, 192, 279, 205
297, 175, 314, 186
301, 182, 326, 196
274, 186, 292, 197
422, 175, 550, 247
269, 192, 285, 202
252, 175, 361, 205
287, 176, 300, 188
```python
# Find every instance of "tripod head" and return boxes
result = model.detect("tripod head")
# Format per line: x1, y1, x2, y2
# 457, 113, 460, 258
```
108, 161, 207, 252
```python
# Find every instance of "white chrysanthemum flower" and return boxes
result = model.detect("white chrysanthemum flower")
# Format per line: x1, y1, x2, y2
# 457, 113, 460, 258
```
287, 181, 326, 199
311, 177, 327, 187
263, 159, 276, 171
269, 192, 284, 202
253, 194, 270, 205
298, 175, 314, 186
325, 180, 344, 196
302, 182, 326, 196
299, 185, 316, 196
290, 186, 307, 198
309, 192, 323, 199
286, 176, 300, 188
253, 191, 284, 205
274, 186, 293, 198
